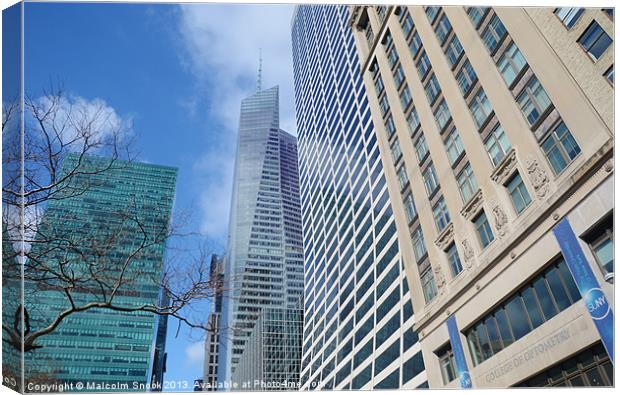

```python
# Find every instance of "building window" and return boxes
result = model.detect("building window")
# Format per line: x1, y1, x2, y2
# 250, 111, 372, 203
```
506, 173, 532, 214
435, 14, 453, 44
382, 31, 393, 49
602, 8, 614, 20
437, 345, 457, 384
457, 163, 478, 203
390, 140, 402, 163
401, 13, 415, 38
469, 88, 493, 128
578, 21, 613, 61
434, 99, 451, 130
465, 258, 581, 366
409, 31, 423, 58
385, 114, 396, 138
387, 46, 399, 68
374, 74, 385, 94
517, 77, 552, 126
425, 6, 440, 24
376, 5, 388, 22
393, 64, 405, 87
497, 42, 527, 86
412, 227, 427, 262
484, 125, 511, 167
421, 266, 438, 302
423, 163, 439, 197
433, 196, 451, 232
425, 74, 442, 104
456, 60, 478, 95
444, 127, 464, 165
467, 7, 487, 27
446, 243, 463, 277
407, 107, 421, 134
520, 343, 613, 387
474, 211, 494, 248
397, 165, 408, 190
415, 134, 429, 162
404, 193, 417, 223
445, 36, 464, 67
604, 65, 614, 85
541, 121, 581, 174
400, 85, 413, 110
554, 8, 584, 29
482, 15, 507, 53
586, 215, 613, 282
416, 51, 432, 79
379, 95, 390, 116
365, 24, 375, 48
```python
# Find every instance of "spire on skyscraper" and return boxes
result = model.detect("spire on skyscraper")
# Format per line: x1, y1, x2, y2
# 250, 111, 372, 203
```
257, 48, 263, 92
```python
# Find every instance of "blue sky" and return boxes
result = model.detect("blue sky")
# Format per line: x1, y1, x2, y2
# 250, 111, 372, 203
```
23, 1, 295, 386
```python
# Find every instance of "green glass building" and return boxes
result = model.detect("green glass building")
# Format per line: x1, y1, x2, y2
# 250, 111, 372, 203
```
23, 153, 177, 390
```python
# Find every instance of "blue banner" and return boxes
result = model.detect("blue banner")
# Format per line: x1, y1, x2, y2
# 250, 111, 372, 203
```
447, 315, 472, 388
552, 218, 614, 363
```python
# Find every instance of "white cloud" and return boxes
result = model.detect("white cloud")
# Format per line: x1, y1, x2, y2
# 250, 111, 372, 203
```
184, 340, 205, 366
175, 4, 296, 242
177, 3, 296, 133
31, 95, 130, 150
193, 146, 235, 243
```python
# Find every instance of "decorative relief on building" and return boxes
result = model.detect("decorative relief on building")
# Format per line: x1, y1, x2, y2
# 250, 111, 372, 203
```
461, 238, 475, 269
490, 199, 509, 237
433, 264, 447, 294
460, 189, 484, 220
490, 148, 517, 184
434, 222, 454, 250
526, 156, 550, 198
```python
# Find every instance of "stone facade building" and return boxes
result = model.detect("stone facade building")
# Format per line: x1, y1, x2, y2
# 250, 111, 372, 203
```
350, 5, 613, 388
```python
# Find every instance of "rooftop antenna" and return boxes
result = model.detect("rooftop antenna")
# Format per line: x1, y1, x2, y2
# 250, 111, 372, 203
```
257, 48, 263, 92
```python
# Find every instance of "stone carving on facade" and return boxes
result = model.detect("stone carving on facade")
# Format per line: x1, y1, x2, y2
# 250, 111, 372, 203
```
604, 158, 613, 173
490, 199, 509, 237
460, 189, 483, 220
433, 264, 446, 295
526, 156, 550, 198
490, 148, 517, 184
461, 238, 475, 269
434, 222, 454, 250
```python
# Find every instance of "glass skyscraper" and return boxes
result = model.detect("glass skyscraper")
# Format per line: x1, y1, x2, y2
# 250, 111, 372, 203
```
291, 5, 426, 390
23, 153, 177, 389
217, 86, 304, 385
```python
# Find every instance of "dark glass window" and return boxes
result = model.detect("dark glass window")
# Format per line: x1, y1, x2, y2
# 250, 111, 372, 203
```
554, 8, 584, 28
465, 258, 581, 366
542, 121, 581, 174
519, 343, 613, 387
578, 21, 613, 61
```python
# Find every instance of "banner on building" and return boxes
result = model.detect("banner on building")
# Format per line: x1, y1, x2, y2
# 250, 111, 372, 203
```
552, 218, 614, 363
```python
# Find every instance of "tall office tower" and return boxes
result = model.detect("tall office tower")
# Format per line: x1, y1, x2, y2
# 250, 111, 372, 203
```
350, 5, 613, 388
230, 308, 303, 390
150, 294, 170, 391
217, 85, 305, 385
292, 5, 426, 390
203, 255, 223, 391
23, 153, 177, 388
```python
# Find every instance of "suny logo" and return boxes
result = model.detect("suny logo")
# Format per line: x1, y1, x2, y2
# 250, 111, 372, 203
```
584, 288, 610, 320
459, 371, 472, 388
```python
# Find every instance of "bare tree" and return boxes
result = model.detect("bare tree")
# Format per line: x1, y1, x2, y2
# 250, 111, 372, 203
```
2, 88, 227, 361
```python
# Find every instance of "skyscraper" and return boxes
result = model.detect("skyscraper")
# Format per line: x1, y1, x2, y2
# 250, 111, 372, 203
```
23, 153, 177, 388
203, 255, 223, 391
217, 85, 305, 385
350, 5, 613, 388
291, 5, 426, 390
